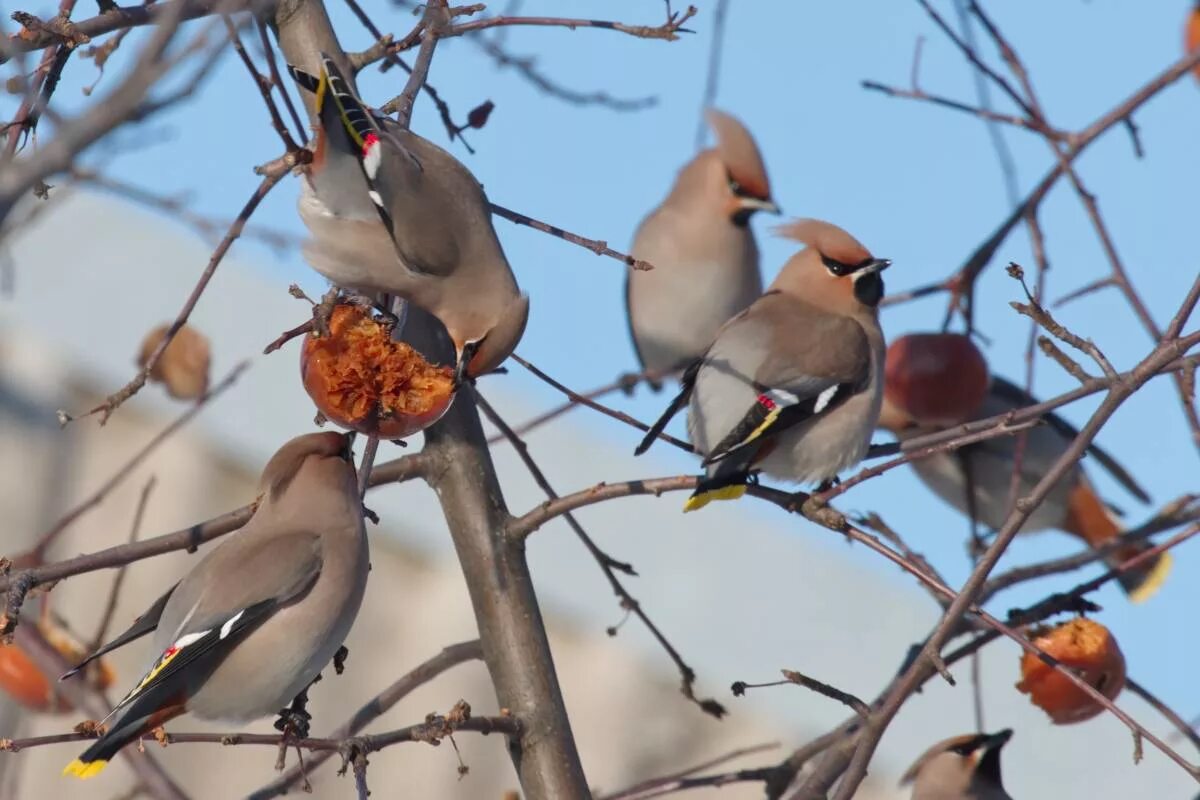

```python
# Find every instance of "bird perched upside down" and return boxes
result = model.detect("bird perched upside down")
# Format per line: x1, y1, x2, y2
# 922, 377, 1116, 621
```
626, 108, 778, 385
62, 432, 368, 778
289, 54, 529, 382
879, 374, 1170, 602
900, 729, 1014, 800
636, 219, 890, 511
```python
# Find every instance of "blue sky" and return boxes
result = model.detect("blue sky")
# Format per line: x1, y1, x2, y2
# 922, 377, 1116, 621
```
8, 0, 1200, 787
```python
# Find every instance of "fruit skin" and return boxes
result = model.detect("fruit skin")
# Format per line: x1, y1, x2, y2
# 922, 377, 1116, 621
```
301, 305, 456, 438
0, 623, 115, 714
138, 324, 211, 400
1016, 617, 1126, 725
883, 332, 990, 427
1187, 5, 1200, 82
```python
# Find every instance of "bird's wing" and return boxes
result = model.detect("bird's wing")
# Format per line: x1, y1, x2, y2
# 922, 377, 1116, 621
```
989, 375, 1150, 504
288, 55, 414, 260
634, 358, 701, 455
106, 531, 325, 721
59, 584, 177, 681
702, 300, 871, 467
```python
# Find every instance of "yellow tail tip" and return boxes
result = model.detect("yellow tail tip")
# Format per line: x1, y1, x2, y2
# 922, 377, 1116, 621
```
1127, 552, 1173, 604
63, 758, 108, 779
682, 484, 747, 513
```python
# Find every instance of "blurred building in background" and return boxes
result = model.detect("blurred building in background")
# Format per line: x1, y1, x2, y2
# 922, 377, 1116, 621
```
0, 192, 1190, 798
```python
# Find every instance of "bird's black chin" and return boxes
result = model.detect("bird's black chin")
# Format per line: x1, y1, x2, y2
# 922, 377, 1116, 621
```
854, 272, 884, 307
730, 208, 754, 227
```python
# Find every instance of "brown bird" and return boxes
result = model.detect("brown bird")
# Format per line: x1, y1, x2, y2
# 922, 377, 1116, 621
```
290, 55, 528, 380
63, 432, 368, 777
879, 376, 1169, 601
626, 109, 778, 385
900, 729, 1014, 800
637, 219, 889, 511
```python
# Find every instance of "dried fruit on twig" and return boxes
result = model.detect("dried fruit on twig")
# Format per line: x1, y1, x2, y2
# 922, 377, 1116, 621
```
301, 304, 456, 438
0, 621, 115, 713
883, 332, 989, 427
138, 323, 211, 400
1016, 617, 1126, 725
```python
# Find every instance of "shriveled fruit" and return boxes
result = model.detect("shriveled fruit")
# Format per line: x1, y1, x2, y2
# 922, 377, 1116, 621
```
0, 621, 115, 713
138, 323, 211, 400
301, 305, 456, 438
1016, 617, 1126, 725
883, 332, 989, 427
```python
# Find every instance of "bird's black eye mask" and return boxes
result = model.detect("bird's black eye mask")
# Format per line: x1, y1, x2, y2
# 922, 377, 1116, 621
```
948, 734, 992, 756
726, 171, 768, 228
820, 254, 876, 277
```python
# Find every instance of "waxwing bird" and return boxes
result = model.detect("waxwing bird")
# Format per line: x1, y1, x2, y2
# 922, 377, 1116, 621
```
626, 108, 778, 385
289, 55, 529, 380
636, 219, 890, 512
900, 729, 1014, 800
62, 431, 369, 778
880, 376, 1170, 602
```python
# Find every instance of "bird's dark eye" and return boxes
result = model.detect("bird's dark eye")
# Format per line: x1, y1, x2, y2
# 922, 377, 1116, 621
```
728, 176, 743, 196
821, 254, 852, 276
949, 735, 988, 756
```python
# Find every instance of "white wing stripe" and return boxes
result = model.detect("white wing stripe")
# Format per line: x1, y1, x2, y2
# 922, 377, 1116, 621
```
812, 385, 840, 414
219, 610, 246, 640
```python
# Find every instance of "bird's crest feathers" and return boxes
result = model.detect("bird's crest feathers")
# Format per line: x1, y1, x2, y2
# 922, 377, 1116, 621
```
706, 108, 770, 200
773, 219, 872, 266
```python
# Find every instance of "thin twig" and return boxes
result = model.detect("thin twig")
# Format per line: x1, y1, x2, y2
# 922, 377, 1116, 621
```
693, 0, 729, 150
490, 202, 654, 271
67, 166, 291, 425
34, 362, 249, 562
510, 354, 692, 452
90, 475, 156, 649
733, 670, 869, 718
478, 390, 724, 718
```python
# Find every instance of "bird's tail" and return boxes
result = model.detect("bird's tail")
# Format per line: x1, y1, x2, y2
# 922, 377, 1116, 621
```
63, 704, 185, 779
1062, 480, 1172, 603
683, 470, 749, 513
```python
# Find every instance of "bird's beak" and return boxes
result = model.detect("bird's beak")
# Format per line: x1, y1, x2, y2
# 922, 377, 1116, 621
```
455, 340, 482, 386
737, 196, 781, 215
981, 729, 1013, 752
340, 431, 357, 462
858, 257, 892, 275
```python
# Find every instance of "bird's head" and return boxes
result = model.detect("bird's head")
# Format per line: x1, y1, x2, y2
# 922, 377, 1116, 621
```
706, 108, 780, 224
259, 431, 356, 502
771, 218, 890, 311
900, 729, 1013, 797
454, 293, 531, 382
668, 109, 779, 225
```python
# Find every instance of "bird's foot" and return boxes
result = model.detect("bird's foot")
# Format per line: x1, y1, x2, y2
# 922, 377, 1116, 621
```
814, 476, 840, 494
312, 288, 340, 338
274, 688, 314, 740
334, 645, 349, 675
616, 371, 644, 396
